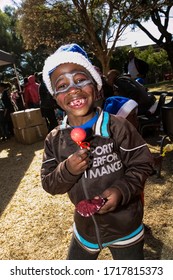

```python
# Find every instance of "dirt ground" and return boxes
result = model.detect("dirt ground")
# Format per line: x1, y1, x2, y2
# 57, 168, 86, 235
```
0, 128, 173, 260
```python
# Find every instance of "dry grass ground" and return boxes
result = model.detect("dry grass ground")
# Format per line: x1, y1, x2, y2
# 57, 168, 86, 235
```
0, 81, 173, 260
147, 80, 173, 93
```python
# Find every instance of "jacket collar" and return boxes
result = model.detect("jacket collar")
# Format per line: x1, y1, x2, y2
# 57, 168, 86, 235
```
60, 107, 110, 137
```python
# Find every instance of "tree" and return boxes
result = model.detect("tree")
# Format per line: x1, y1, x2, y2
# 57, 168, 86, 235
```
0, 6, 25, 79
0, 5, 47, 78
131, 1, 173, 70
12, 0, 173, 73
17, 0, 153, 73
17, 0, 81, 51
0, 9, 13, 51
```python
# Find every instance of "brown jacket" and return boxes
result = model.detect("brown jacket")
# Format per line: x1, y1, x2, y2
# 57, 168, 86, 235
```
41, 109, 154, 244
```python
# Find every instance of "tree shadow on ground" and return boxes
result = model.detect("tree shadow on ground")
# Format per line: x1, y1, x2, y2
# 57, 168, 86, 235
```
144, 227, 163, 260
142, 130, 173, 260
144, 227, 173, 260
0, 137, 44, 216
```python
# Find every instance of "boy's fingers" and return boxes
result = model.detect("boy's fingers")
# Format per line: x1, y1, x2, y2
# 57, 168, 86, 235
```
77, 149, 89, 160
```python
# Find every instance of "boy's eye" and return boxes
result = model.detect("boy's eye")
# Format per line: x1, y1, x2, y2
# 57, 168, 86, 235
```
76, 77, 87, 84
74, 74, 88, 84
56, 83, 68, 91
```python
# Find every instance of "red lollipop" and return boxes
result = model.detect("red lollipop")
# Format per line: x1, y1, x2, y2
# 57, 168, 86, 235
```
71, 127, 86, 143
70, 128, 90, 149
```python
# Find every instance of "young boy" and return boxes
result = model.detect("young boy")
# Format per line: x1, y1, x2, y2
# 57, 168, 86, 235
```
41, 43, 154, 260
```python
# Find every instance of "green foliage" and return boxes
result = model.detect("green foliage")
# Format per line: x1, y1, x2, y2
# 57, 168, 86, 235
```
137, 46, 171, 82
20, 46, 48, 76
17, 0, 82, 51
109, 46, 130, 73
0, 10, 12, 51
0, 7, 25, 79
130, 45, 171, 82
108, 44, 172, 83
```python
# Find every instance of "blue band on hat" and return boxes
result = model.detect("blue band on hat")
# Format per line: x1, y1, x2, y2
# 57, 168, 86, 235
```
56, 44, 89, 60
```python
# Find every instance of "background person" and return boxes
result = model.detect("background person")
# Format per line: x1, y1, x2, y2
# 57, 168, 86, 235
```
23, 75, 40, 109
37, 72, 58, 132
0, 91, 6, 141
10, 77, 25, 110
0, 82, 15, 139
124, 50, 149, 81
106, 69, 156, 116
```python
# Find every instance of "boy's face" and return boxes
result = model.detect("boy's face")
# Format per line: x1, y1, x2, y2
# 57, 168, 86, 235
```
50, 63, 97, 118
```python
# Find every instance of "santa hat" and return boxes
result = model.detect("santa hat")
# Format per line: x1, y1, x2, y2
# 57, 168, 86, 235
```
42, 43, 102, 95
103, 96, 138, 118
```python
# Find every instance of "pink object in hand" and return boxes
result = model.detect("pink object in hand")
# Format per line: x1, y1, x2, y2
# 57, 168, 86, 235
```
76, 197, 106, 217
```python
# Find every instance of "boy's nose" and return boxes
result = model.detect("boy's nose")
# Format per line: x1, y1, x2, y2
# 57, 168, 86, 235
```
67, 86, 82, 94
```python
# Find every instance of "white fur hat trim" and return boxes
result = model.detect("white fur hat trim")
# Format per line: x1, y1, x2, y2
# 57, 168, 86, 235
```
42, 51, 102, 95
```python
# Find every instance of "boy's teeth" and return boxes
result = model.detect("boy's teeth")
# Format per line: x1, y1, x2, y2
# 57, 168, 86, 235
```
70, 98, 85, 106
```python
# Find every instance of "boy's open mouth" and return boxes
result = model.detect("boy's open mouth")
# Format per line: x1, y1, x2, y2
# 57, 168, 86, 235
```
68, 97, 87, 108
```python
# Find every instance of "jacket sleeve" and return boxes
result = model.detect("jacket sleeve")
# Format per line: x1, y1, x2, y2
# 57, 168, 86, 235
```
40, 133, 81, 195
111, 116, 154, 205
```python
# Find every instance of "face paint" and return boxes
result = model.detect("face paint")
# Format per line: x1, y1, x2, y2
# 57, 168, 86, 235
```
53, 71, 94, 96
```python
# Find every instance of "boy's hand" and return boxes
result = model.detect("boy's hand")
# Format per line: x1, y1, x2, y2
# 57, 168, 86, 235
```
66, 149, 90, 175
98, 188, 122, 214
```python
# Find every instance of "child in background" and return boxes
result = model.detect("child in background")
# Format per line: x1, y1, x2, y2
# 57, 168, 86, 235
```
41, 43, 154, 260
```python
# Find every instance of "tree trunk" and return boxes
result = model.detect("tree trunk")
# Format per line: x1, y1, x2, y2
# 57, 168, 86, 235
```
97, 52, 111, 76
